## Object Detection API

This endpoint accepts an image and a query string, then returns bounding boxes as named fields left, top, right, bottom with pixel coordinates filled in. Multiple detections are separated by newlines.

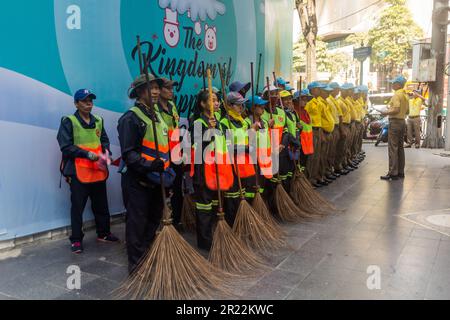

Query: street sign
left=353, top=47, right=372, bottom=61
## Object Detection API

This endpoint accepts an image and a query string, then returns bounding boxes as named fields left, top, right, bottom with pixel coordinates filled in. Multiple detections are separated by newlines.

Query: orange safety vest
left=67, top=114, right=108, bottom=183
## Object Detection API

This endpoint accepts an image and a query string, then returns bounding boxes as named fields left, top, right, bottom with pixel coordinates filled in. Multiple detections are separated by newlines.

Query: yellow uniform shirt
left=305, top=97, right=323, bottom=128
left=338, top=96, right=351, bottom=124
left=319, top=97, right=335, bottom=133
left=389, top=89, right=409, bottom=120
left=327, top=96, right=341, bottom=124
left=346, top=97, right=358, bottom=122
left=409, top=97, right=423, bottom=117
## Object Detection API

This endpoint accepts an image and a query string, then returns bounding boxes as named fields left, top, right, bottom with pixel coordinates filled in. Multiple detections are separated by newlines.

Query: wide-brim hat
left=128, top=74, right=164, bottom=99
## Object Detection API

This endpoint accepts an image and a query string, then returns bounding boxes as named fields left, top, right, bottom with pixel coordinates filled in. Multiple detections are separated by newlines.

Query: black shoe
left=326, top=175, right=336, bottom=181
left=71, top=241, right=83, bottom=254
left=324, top=178, right=333, bottom=183
left=380, top=174, right=398, bottom=181
left=398, top=174, right=405, bottom=179
left=97, top=233, right=120, bottom=243
left=344, top=166, right=354, bottom=172
left=349, top=164, right=358, bottom=169
left=336, top=170, right=349, bottom=175
left=318, top=180, right=329, bottom=186
left=312, top=182, right=322, bottom=188
left=415, top=145, right=420, bottom=149
left=333, top=173, right=341, bottom=178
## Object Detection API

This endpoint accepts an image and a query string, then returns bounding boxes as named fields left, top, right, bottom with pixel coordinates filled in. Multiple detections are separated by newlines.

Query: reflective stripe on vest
left=192, top=117, right=234, bottom=191
left=130, top=106, right=170, bottom=170
left=220, top=117, right=256, bottom=179
left=68, top=114, right=108, bottom=183
left=300, top=120, right=314, bottom=155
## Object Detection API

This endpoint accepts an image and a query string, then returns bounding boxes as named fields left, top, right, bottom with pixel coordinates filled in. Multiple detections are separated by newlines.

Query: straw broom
left=207, top=69, right=268, bottom=275
left=266, top=76, right=305, bottom=223
left=115, top=39, right=232, bottom=300
left=295, top=169, right=337, bottom=213
left=217, top=65, right=285, bottom=253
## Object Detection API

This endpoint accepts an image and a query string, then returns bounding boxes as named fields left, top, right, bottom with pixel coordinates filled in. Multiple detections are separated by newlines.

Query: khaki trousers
left=306, top=128, right=322, bottom=182
left=388, top=119, right=406, bottom=176
left=407, top=117, right=421, bottom=147
left=336, top=124, right=349, bottom=171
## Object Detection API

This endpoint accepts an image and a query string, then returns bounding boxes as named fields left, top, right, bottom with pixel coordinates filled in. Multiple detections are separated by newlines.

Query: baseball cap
left=74, top=89, right=96, bottom=102
left=245, top=95, right=269, bottom=110
left=227, top=92, right=248, bottom=105
left=329, top=82, right=340, bottom=89
left=389, top=75, right=407, bottom=85
left=161, top=78, right=179, bottom=88
left=340, top=83, right=355, bottom=90
left=229, top=81, right=251, bottom=94
left=274, top=77, right=290, bottom=87
left=308, top=81, right=327, bottom=90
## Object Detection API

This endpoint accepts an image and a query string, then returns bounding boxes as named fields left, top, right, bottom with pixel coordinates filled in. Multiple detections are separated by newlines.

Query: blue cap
left=308, top=81, right=327, bottom=90
left=358, top=85, right=369, bottom=93
left=229, top=81, right=251, bottom=94
left=285, top=84, right=295, bottom=91
left=74, top=89, right=96, bottom=102
left=323, top=86, right=334, bottom=92
left=274, top=77, right=290, bottom=87
left=329, top=82, right=340, bottom=89
left=340, top=83, right=355, bottom=90
left=293, top=89, right=312, bottom=100
left=389, top=75, right=407, bottom=85
left=246, top=95, right=269, bottom=110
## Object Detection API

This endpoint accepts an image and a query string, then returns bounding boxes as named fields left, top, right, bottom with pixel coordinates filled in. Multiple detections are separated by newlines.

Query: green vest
left=285, top=110, right=299, bottom=138
left=68, top=114, right=103, bottom=149
left=159, top=101, right=179, bottom=130
left=130, top=106, right=170, bottom=168
left=193, top=116, right=228, bottom=155
left=220, top=117, right=249, bottom=147
left=67, top=114, right=108, bottom=183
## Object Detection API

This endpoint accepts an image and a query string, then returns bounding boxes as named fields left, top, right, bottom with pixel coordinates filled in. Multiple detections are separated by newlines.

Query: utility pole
left=423, top=0, right=448, bottom=149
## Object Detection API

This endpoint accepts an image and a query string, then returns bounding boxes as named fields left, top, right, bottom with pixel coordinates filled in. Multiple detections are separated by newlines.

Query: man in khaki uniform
left=305, top=81, right=327, bottom=187
left=380, top=75, right=409, bottom=181
left=341, top=83, right=359, bottom=170
left=325, top=83, right=342, bottom=179
left=336, top=85, right=351, bottom=175
left=405, top=90, right=426, bottom=148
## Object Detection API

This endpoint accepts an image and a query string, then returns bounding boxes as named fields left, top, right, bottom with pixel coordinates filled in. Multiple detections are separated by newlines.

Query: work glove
left=149, top=158, right=165, bottom=173
left=87, top=151, right=99, bottom=161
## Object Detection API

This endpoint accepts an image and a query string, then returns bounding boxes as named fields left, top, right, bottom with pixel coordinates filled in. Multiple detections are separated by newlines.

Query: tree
left=368, top=0, right=424, bottom=74
left=293, top=37, right=353, bottom=79
left=295, top=0, right=318, bottom=82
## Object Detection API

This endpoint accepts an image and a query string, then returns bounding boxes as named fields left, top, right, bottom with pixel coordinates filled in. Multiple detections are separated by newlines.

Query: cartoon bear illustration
left=163, top=8, right=180, bottom=48
left=204, top=24, right=217, bottom=52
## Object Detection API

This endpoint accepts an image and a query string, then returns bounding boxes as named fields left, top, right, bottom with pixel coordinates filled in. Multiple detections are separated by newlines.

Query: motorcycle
left=374, top=118, right=389, bottom=146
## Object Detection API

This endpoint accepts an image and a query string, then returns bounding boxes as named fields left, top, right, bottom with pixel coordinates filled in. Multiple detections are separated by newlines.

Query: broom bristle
left=209, top=217, right=269, bottom=275
left=115, top=224, right=234, bottom=300
left=297, top=171, right=338, bottom=212
left=233, top=199, right=286, bottom=253
left=181, top=194, right=196, bottom=232
left=290, top=173, right=325, bottom=217
left=274, top=183, right=305, bottom=223
left=252, top=192, right=286, bottom=239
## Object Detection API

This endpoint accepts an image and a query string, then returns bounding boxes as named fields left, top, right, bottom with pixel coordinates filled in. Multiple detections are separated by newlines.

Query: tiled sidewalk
left=1, top=144, right=450, bottom=300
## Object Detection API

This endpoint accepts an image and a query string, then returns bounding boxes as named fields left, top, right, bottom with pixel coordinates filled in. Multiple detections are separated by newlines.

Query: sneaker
left=97, top=233, right=120, bottom=243
left=71, top=241, right=83, bottom=254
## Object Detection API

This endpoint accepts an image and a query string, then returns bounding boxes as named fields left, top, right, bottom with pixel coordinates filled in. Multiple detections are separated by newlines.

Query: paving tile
left=244, top=283, right=292, bottom=300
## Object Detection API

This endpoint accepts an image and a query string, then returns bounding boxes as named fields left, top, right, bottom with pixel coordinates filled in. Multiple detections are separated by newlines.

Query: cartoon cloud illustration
left=159, top=0, right=226, bottom=22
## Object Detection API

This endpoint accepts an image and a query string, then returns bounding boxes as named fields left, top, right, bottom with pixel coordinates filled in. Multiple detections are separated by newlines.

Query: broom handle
left=207, top=69, right=224, bottom=213
left=202, top=62, right=207, bottom=91
left=142, top=53, right=170, bottom=215
left=266, top=77, right=274, bottom=120
left=136, top=36, right=144, bottom=75
left=218, top=64, right=245, bottom=200
left=256, top=53, right=262, bottom=94
left=250, top=62, right=261, bottom=190
left=273, top=72, right=284, bottom=109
